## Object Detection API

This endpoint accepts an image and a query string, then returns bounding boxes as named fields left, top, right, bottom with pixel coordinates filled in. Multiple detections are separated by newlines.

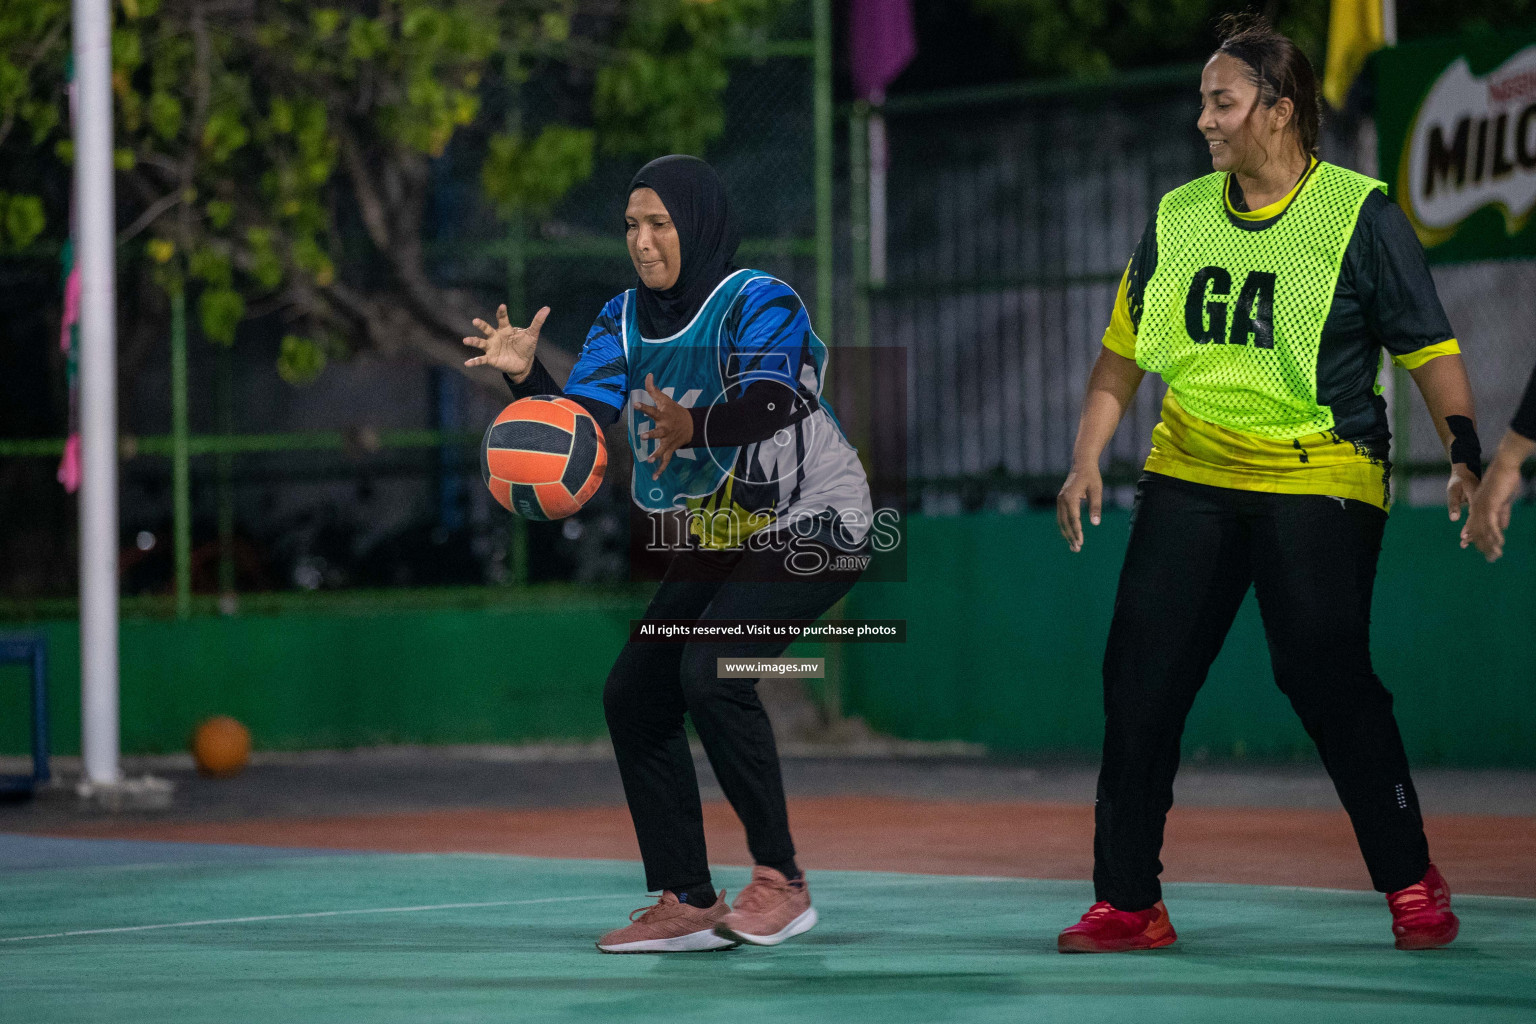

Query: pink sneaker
left=713, top=866, right=817, bottom=946
left=596, top=890, right=737, bottom=953
left=1058, top=900, right=1177, bottom=953
left=1387, top=864, right=1460, bottom=951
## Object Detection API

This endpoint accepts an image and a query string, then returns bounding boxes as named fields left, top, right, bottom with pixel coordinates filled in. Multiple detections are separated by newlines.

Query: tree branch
left=118, top=189, right=187, bottom=245
left=133, top=148, right=184, bottom=180
left=317, top=276, right=575, bottom=392
left=335, top=124, right=392, bottom=251
left=180, top=0, right=214, bottom=252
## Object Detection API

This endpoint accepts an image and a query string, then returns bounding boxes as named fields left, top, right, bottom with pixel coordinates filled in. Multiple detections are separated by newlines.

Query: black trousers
left=604, top=531, right=867, bottom=893
left=1094, top=472, right=1432, bottom=910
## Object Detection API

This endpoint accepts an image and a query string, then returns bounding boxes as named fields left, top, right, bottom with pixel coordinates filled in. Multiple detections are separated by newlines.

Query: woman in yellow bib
left=1054, top=17, right=1480, bottom=954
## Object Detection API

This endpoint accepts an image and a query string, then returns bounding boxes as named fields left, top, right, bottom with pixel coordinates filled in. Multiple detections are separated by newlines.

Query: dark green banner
left=1376, top=28, right=1536, bottom=263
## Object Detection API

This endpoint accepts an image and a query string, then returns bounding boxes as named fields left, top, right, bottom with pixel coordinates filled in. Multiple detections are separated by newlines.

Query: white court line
left=811, top=875, right=1536, bottom=903
left=1, top=894, right=622, bottom=944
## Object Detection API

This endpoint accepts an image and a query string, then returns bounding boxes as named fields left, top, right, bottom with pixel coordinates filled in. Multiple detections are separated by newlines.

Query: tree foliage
left=971, top=0, right=1536, bottom=81
left=970, top=0, right=1328, bottom=79
left=0, top=0, right=779, bottom=384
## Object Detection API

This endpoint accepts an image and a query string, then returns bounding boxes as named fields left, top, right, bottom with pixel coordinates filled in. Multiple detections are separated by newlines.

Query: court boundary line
left=421, top=853, right=1536, bottom=903
left=24, top=851, right=1536, bottom=902
left=11, top=846, right=1531, bottom=902
left=0, top=893, right=623, bottom=944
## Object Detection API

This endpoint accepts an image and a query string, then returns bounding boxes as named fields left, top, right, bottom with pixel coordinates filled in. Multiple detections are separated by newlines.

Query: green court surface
left=4, top=839, right=1534, bottom=1024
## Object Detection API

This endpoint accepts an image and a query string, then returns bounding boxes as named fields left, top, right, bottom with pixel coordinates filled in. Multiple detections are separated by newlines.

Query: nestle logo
left=1489, top=67, right=1536, bottom=105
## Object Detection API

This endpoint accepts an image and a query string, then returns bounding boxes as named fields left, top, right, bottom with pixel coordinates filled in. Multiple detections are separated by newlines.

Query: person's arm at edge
left=1406, top=354, right=1480, bottom=522
left=1057, top=260, right=1145, bottom=553
left=1464, top=361, right=1536, bottom=561
left=1359, top=194, right=1482, bottom=522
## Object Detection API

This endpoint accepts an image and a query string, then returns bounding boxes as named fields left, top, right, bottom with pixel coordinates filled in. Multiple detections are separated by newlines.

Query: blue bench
left=0, top=632, right=50, bottom=797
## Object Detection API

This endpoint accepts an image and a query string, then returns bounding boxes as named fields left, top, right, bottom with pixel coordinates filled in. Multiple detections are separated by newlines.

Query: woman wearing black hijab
left=464, top=155, right=874, bottom=953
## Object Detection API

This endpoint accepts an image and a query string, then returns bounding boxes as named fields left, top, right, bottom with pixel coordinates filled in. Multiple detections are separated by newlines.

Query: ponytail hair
left=1213, top=13, right=1322, bottom=156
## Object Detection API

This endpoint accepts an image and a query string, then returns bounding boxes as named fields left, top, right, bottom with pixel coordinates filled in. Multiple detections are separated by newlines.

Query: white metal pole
left=868, top=107, right=889, bottom=288
left=73, top=0, right=121, bottom=786
left=1381, top=0, right=1397, bottom=47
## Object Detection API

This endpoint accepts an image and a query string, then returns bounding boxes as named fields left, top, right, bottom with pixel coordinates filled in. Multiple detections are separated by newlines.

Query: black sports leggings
left=1093, top=472, right=1432, bottom=910
left=604, top=532, right=867, bottom=893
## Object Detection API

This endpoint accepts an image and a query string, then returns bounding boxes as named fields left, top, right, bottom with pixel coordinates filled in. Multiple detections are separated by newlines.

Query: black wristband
left=1446, top=414, right=1482, bottom=480
left=503, top=357, right=561, bottom=400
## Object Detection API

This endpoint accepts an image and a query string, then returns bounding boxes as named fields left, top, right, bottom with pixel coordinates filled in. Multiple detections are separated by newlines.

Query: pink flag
left=850, top=0, right=916, bottom=103
left=58, top=71, right=81, bottom=495
left=57, top=243, right=81, bottom=494
left=57, top=433, right=81, bottom=493
left=60, top=266, right=79, bottom=349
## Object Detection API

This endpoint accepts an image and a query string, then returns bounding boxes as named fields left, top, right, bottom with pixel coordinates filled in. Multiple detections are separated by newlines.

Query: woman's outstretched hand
left=463, top=304, right=550, bottom=380
left=637, top=373, right=693, bottom=479
left=1057, top=461, right=1103, bottom=553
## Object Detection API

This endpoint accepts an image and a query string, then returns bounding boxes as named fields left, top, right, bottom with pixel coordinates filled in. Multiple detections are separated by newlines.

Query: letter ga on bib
left=1136, top=163, right=1385, bottom=439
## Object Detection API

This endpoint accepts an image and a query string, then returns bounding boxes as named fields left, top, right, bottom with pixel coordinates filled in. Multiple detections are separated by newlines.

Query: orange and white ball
left=481, top=396, right=607, bottom=520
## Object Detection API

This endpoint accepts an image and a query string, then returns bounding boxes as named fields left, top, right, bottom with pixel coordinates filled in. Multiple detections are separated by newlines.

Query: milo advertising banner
left=1377, top=28, right=1536, bottom=263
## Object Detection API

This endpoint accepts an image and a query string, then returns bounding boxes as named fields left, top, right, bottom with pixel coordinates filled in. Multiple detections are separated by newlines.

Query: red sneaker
left=1058, top=899, right=1177, bottom=953
left=1387, top=864, right=1459, bottom=950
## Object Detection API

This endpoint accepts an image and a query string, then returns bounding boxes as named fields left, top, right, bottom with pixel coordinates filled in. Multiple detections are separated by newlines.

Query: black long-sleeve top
left=1514, top=359, right=1536, bottom=442
left=503, top=356, right=811, bottom=448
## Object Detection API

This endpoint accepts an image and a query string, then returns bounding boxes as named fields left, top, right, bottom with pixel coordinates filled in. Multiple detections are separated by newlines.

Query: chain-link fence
left=843, top=67, right=1207, bottom=514
left=12, top=46, right=1533, bottom=607
left=0, top=2, right=823, bottom=607
left=844, top=65, right=1536, bottom=515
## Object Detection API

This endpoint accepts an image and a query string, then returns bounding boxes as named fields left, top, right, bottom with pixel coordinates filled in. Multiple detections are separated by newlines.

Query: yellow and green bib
left=1136, top=162, right=1387, bottom=439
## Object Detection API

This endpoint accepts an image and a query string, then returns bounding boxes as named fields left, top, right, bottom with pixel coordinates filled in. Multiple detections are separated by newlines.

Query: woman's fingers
left=643, top=372, right=679, bottom=409
left=473, top=318, right=496, bottom=340
left=1447, top=479, right=1466, bottom=520
left=464, top=354, right=487, bottom=367
left=1476, top=520, right=1505, bottom=561
left=639, top=373, right=688, bottom=477
left=1055, top=487, right=1076, bottom=544
left=1058, top=491, right=1083, bottom=550
left=526, top=306, right=550, bottom=337
left=644, top=372, right=669, bottom=407
left=1466, top=502, right=1505, bottom=560
left=1056, top=469, right=1098, bottom=552
left=462, top=334, right=486, bottom=350
left=495, top=304, right=511, bottom=332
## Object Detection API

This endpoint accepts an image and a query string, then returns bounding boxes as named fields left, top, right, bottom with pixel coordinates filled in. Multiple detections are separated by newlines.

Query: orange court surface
left=10, top=750, right=1534, bottom=897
